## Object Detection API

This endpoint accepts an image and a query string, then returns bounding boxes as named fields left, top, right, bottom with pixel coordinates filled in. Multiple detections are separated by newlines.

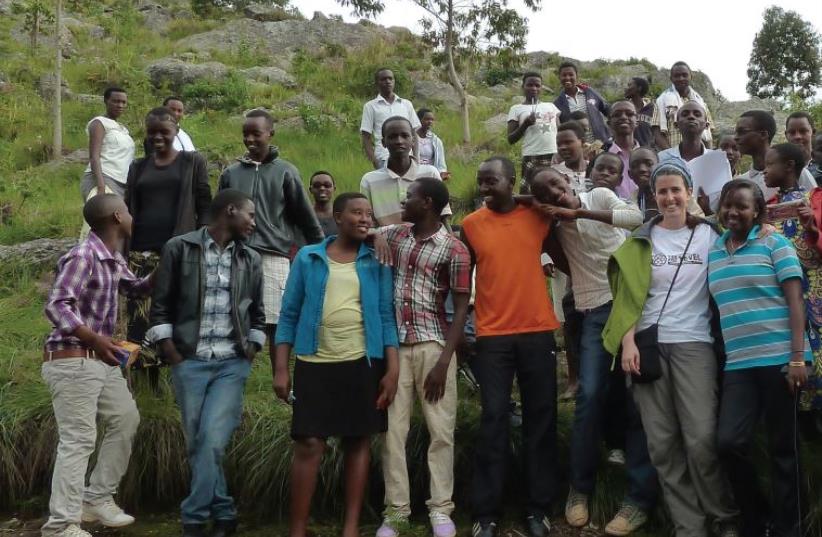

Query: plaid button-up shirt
left=195, top=236, right=238, bottom=360
left=45, top=232, right=151, bottom=351
left=381, top=224, right=471, bottom=344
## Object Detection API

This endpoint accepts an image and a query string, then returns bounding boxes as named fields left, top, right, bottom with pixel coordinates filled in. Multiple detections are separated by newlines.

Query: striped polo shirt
left=360, top=159, right=451, bottom=226
left=708, top=226, right=812, bottom=371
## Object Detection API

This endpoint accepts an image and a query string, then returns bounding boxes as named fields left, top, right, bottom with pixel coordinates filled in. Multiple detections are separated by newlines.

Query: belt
left=43, top=347, right=99, bottom=362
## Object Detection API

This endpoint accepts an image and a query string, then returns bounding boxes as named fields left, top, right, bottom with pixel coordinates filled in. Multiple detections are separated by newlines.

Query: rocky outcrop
left=146, top=58, right=229, bottom=90
left=239, top=66, right=296, bottom=88
left=712, top=97, right=786, bottom=134
left=37, top=74, right=72, bottom=100
left=243, top=3, right=301, bottom=22
left=412, top=79, right=462, bottom=110
left=0, top=238, right=76, bottom=266
left=63, top=17, right=105, bottom=39
left=136, top=0, right=173, bottom=33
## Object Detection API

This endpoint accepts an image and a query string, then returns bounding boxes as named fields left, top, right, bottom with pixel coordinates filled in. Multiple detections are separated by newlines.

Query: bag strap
left=656, top=226, right=697, bottom=323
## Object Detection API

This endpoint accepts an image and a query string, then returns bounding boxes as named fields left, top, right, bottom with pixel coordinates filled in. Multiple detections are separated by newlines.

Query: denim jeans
left=172, top=357, right=252, bottom=525
left=569, top=302, right=657, bottom=511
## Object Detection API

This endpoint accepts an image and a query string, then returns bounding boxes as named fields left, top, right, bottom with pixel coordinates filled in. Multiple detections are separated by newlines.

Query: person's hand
left=371, top=157, right=382, bottom=169
left=786, top=362, right=809, bottom=395
left=376, top=370, right=399, bottom=410
left=621, top=338, right=641, bottom=375
left=534, top=203, right=577, bottom=221
left=697, top=187, right=713, bottom=216
left=423, top=361, right=449, bottom=403
left=798, top=204, right=818, bottom=235
left=90, top=334, right=126, bottom=366
left=542, top=263, right=556, bottom=277
left=523, top=112, right=537, bottom=128
left=368, top=231, right=393, bottom=265
left=246, top=343, right=258, bottom=362
left=440, top=171, right=451, bottom=181
left=273, top=366, right=291, bottom=403
left=160, top=339, right=184, bottom=366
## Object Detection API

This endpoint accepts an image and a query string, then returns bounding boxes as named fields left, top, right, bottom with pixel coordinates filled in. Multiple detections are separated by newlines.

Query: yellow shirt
left=298, top=259, right=366, bottom=363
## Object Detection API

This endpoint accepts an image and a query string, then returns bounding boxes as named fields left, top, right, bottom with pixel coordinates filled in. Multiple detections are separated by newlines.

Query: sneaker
left=376, top=512, right=409, bottom=537
left=604, top=504, right=648, bottom=536
left=472, top=521, right=497, bottom=537
left=56, top=525, right=92, bottom=537
left=525, top=514, right=552, bottom=537
left=607, top=449, right=626, bottom=466
left=565, top=488, right=589, bottom=527
left=429, top=512, right=456, bottom=537
left=718, top=521, right=740, bottom=537
left=81, top=499, right=135, bottom=527
left=182, top=524, right=208, bottom=537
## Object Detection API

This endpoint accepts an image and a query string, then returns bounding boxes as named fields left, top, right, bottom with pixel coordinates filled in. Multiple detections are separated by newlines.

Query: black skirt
left=291, top=356, right=387, bottom=439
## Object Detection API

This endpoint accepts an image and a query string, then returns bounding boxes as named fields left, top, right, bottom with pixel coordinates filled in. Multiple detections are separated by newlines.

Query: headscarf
left=650, top=156, right=693, bottom=191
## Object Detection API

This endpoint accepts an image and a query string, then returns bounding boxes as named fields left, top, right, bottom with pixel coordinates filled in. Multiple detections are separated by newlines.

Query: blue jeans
left=569, top=302, right=657, bottom=510
left=172, top=357, right=252, bottom=524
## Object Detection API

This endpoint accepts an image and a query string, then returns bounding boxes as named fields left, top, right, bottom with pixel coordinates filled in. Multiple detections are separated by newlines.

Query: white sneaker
left=56, top=524, right=92, bottom=537
left=81, top=499, right=135, bottom=527
left=607, top=449, right=626, bottom=466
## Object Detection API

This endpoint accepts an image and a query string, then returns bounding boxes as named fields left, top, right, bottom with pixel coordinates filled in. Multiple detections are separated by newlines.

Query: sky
left=292, top=0, right=821, bottom=101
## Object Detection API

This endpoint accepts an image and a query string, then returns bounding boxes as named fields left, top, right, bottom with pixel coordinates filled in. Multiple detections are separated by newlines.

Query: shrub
left=182, top=72, right=250, bottom=112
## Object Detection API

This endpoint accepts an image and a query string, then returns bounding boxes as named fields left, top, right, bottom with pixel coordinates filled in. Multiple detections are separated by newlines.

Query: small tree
left=746, top=6, right=821, bottom=101
left=12, top=0, right=55, bottom=52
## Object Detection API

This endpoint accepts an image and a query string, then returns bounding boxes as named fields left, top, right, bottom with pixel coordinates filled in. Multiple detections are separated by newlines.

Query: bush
left=182, top=72, right=250, bottom=112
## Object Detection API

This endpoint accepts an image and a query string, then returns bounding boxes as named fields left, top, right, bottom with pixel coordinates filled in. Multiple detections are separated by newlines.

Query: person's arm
left=246, top=253, right=267, bottom=360
left=579, top=189, right=644, bottom=229
left=360, top=102, right=379, bottom=168
left=88, top=119, right=106, bottom=193
left=460, top=227, right=476, bottom=273
left=273, top=342, right=293, bottom=402
left=118, top=263, right=153, bottom=299
left=375, top=261, right=400, bottom=408
left=782, top=277, right=809, bottom=393
left=193, top=154, right=212, bottom=227
left=217, top=167, right=230, bottom=191
left=285, top=170, right=325, bottom=243
left=147, top=240, right=184, bottom=364
left=272, top=250, right=306, bottom=399
left=542, top=230, right=570, bottom=276
left=409, top=103, right=422, bottom=160
left=424, top=290, right=469, bottom=403
left=650, top=99, right=670, bottom=149
left=507, top=115, right=535, bottom=145
left=621, top=325, right=640, bottom=374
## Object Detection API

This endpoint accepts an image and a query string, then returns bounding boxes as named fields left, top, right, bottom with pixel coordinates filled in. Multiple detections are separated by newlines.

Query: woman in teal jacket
left=603, top=159, right=739, bottom=537
left=274, top=192, right=399, bottom=537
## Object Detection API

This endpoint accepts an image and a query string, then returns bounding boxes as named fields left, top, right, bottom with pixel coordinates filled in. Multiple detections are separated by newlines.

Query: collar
left=716, top=225, right=760, bottom=249
left=408, top=223, right=447, bottom=244
left=309, top=236, right=374, bottom=262
left=238, top=145, right=279, bottom=166
left=386, top=157, right=419, bottom=180
left=608, top=139, right=640, bottom=155
left=566, top=86, right=585, bottom=99
left=376, top=94, right=401, bottom=104
left=87, top=231, right=125, bottom=265
left=204, top=230, right=235, bottom=252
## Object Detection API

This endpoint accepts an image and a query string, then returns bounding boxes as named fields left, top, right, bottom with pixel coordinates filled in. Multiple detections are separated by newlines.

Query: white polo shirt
left=360, top=94, right=421, bottom=162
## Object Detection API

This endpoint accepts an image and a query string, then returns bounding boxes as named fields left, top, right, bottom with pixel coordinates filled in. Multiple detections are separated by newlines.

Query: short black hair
left=558, top=61, right=577, bottom=74
left=670, top=61, right=691, bottom=74
left=381, top=115, right=413, bottom=138
left=310, top=170, right=335, bottom=185
left=786, top=111, right=816, bottom=132
left=522, top=71, right=542, bottom=84
left=333, top=192, right=368, bottom=214
left=608, top=100, right=636, bottom=118
left=413, top=177, right=450, bottom=214
left=245, top=108, right=274, bottom=131
left=770, top=142, right=807, bottom=178
left=631, top=77, right=649, bottom=97
left=718, top=179, right=766, bottom=226
left=162, top=96, right=184, bottom=106
left=482, top=156, right=516, bottom=182
left=374, top=67, right=392, bottom=81
left=569, top=110, right=588, bottom=121
left=83, top=193, right=123, bottom=231
left=592, top=150, right=624, bottom=175
left=145, top=106, right=177, bottom=124
left=210, top=189, right=252, bottom=220
left=416, top=107, right=433, bottom=121
left=557, top=121, right=585, bottom=140
left=103, top=86, right=126, bottom=101
left=741, top=110, right=777, bottom=142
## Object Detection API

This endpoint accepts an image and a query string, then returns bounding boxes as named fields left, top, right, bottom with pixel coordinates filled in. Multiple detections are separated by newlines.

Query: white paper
left=688, top=150, right=733, bottom=212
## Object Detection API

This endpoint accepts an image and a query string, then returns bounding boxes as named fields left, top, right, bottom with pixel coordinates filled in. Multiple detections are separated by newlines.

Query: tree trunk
left=444, top=0, right=470, bottom=144
left=53, top=0, right=63, bottom=160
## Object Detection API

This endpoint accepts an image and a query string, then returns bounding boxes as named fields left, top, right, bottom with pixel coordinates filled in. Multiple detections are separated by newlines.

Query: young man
left=605, top=101, right=640, bottom=200
left=361, top=116, right=450, bottom=226
left=375, top=178, right=471, bottom=537
left=553, top=62, right=611, bottom=143
left=148, top=189, right=266, bottom=537
left=42, top=194, right=152, bottom=537
left=507, top=72, right=561, bottom=192
left=361, top=68, right=421, bottom=169
left=809, top=132, right=822, bottom=185
left=629, top=148, right=659, bottom=220
left=528, top=169, right=656, bottom=537
left=785, top=111, right=815, bottom=163
left=734, top=110, right=816, bottom=200
left=552, top=121, right=590, bottom=194
left=652, top=61, right=713, bottom=149
left=462, top=157, right=560, bottom=537
left=163, top=96, right=196, bottom=151
left=218, top=108, right=323, bottom=363
left=308, top=170, right=337, bottom=237
left=658, top=101, right=712, bottom=162
left=623, top=77, right=655, bottom=148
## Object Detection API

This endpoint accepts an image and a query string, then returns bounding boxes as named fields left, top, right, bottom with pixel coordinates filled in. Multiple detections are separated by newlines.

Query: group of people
left=38, top=60, right=822, bottom=537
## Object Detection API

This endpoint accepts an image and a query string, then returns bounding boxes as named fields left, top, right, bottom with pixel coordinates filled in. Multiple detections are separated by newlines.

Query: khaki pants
left=40, top=358, right=140, bottom=536
left=382, top=341, right=457, bottom=517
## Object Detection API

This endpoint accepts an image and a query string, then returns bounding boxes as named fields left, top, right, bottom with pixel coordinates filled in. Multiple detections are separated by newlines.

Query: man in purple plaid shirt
left=41, top=194, right=152, bottom=537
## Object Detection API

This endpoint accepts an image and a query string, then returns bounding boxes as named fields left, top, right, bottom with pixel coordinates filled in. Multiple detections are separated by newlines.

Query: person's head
left=764, top=143, right=806, bottom=189
left=381, top=116, right=414, bottom=158
left=309, top=171, right=335, bottom=205
left=590, top=152, right=625, bottom=191
left=717, top=134, right=740, bottom=172
left=477, top=156, right=515, bottom=211
left=243, top=109, right=274, bottom=160
left=735, top=110, right=776, bottom=156
left=401, top=177, right=449, bottom=223
left=162, top=96, right=185, bottom=123
left=569, top=111, right=590, bottom=133
left=332, top=192, right=372, bottom=242
left=417, top=108, right=435, bottom=132
left=813, top=132, right=822, bottom=164
left=521, top=71, right=543, bottom=102
left=629, top=147, right=658, bottom=189
left=785, top=111, right=815, bottom=160
left=556, top=121, right=585, bottom=163
left=650, top=158, right=693, bottom=221
left=103, top=86, right=127, bottom=119
left=144, top=106, right=179, bottom=156
left=675, top=101, right=707, bottom=140
left=530, top=168, right=575, bottom=206
left=669, top=61, right=691, bottom=93
left=83, top=193, right=133, bottom=238
left=375, top=68, right=395, bottom=96
left=717, top=179, right=766, bottom=236
left=624, top=77, right=649, bottom=100
left=558, top=62, right=578, bottom=92
left=608, top=100, right=638, bottom=138
left=209, top=189, right=256, bottom=241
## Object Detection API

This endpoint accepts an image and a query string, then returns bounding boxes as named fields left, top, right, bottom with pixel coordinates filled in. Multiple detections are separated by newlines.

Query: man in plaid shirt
left=374, top=177, right=471, bottom=537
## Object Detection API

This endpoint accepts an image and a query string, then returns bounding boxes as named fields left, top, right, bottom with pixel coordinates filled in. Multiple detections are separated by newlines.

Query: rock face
left=712, top=97, right=785, bottom=134
left=63, top=17, right=105, bottom=40
left=243, top=3, right=300, bottom=22
left=37, top=74, right=72, bottom=100
left=0, top=238, right=76, bottom=267
left=136, top=0, right=173, bottom=33
left=239, top=66, right=296, bottom=88
left=146, top=58, right=229, bottom=90
left=412, top=79, right=462, bottom=111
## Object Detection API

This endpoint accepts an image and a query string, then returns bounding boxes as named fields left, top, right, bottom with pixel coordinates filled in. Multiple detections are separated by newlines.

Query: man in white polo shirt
left=361, top=68, right=421, bottom=169
left=163, top=96, right=196, bottom=152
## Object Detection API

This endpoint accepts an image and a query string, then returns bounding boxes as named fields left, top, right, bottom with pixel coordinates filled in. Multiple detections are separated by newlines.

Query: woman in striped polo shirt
left=708, top=179, right=810, bottom=537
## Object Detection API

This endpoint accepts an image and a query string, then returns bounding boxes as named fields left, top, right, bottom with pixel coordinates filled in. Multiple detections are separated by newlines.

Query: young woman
left=82, top=86, right=135, bottom=199
left=416, top=108, right=448, bottom=180
left=274, top=192, right=399, bottom=537
left=603, top=158, right=739, bottom=537
left=709, top=179, right=809, bottom=537
left=124, top=107, right=211, bottom=356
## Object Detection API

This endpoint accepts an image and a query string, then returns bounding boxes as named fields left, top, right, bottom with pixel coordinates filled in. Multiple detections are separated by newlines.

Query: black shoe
left=211, top=519, right=238, bottom=537
left=525, top=515, right=552, bottom=537
left=472, top=521, right=498, bottom=537
left=182, top=523, right=208, bottom=537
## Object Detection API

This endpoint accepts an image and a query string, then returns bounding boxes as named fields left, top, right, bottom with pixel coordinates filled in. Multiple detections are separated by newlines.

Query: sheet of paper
left=688, top=150, right=733, bottom=212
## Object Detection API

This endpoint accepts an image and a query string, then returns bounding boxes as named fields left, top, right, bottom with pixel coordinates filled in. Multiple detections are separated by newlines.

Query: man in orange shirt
left=460, top=157, right=560, bottom=537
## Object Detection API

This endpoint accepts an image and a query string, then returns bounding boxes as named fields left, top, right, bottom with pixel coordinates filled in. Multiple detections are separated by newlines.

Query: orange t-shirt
left=462, top=205, right=559, bottom=336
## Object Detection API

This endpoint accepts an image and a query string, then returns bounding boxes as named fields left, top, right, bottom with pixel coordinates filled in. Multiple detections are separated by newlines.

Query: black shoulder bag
left=632, top=226, right=696, bottom=384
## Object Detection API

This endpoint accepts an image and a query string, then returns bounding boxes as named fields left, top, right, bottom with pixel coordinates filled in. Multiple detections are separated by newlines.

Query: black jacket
left=148, top=228, right=266, bottom=360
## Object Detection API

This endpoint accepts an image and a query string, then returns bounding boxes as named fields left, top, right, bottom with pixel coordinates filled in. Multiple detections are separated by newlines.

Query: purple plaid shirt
left=45, top=232, right=152, bottom=351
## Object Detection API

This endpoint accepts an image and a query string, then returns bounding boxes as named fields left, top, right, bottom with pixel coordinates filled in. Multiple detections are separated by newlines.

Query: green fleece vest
left=601, top=236, right=652, bottom=356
